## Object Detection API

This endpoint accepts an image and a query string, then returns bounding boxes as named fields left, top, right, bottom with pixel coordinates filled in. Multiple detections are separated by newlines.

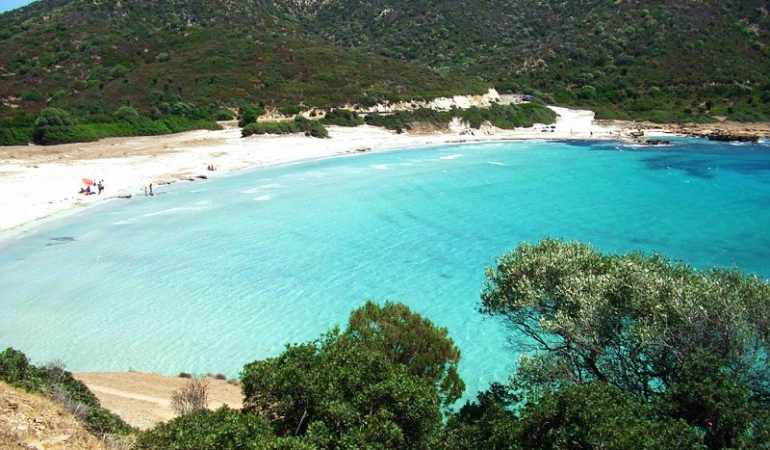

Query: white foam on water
left=143, top=206, right=206, bottom=217
left=241, top=183, right=282, bottom=194
left=440, top=154, right=463, bottom=160
left=254, top=194, right=272, bottom=201
left=488, top=162, right=507, bottom=166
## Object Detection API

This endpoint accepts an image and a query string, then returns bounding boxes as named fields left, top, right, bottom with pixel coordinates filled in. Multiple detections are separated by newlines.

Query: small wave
left=241, top=183, right=282, bottom=194
left=254, top=194, right=271, bottom=201
left=488, top=161, right=507, bottom=166
left=371, top=164, right=389, bottom=170
left=112, top=220, right=132, bottom=225
left=440, top=154, right=463, bottom=160
left=143, top=206, right=206, bottom=217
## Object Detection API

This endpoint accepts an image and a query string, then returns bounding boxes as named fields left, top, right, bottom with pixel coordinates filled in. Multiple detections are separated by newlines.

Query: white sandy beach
left=0, top=106, right=622, bottom=236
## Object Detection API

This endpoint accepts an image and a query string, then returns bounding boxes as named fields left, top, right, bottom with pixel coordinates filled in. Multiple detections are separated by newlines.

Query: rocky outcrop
left=0, top=382, right=112, bottom=450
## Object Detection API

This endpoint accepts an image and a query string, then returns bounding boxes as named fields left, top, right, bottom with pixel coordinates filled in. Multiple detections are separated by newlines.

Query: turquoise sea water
left=1, top=138, right=769, bottom=399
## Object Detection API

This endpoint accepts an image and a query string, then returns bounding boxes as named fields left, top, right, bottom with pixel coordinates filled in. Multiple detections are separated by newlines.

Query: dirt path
left=74, top=372, right=243, bottom=430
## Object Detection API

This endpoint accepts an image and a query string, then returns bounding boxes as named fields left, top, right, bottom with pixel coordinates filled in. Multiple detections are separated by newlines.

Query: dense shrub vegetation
left=2, top=0, right=767, bottom=131
left=241, top=117, right=329, bottom=139
left=320, top=109, right=364, bottom=127
left=0, top=0, right=486, bottom=123
left=365, top=103, right=556, bottom=133
left=0, top=348, right=132, bottom=437
left=281, top=0, right=770, bottom=122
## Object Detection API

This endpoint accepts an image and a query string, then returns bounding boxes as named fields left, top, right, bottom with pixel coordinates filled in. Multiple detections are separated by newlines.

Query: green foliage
left=240, top=302, right=449, bottom=449
left=114, top=105, right=140, bottom=122
left=0, top=348, right=132, bottom=437
left=29, top=109, right=222, bottom=145
left=0, top=1, right=486, bottom=119
left=0, top=126, right=33, bottom=145
left=365, top=104, right=555, bottom=133
left=214, top=108, right=235, bottom=120
left=514, top=383, right=705, bottom=450
left=238, top=104, right=266, bottom=127
left=481, top=239, right=770, bottom=402
left=241, top=117, right=329, bottom=139
left=279, top=105, right=303, bottom=116
left=659, top=351, right=761, bottom=449
left=442, top=384, right=518, bottom=450
left=269, top=0, right=770, bottom=122
left=343, top=301, right=464, bottom=406
left=320, top=109, right=363, bottom=126
left=0, top=348, right=46, bottom=391
left=34, top=107, right=72, bottom=127
left=138, top=406, right=285, bottom=450
left=457, top=103, right=556, bottom=129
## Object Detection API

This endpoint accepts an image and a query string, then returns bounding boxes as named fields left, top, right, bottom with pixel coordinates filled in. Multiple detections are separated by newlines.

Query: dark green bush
left=114, top=105, right=140, bottom=122
left=238, top=104, right=266, bottom=127
left=321, top=108, right=363, bottom=126
left=241, top=117, right=328, bottom=138
left=30, top=107, right=221, bottom=145
left=138, top=406, right=276, bottom=450
left=514, top=383, right=704, bottom=450
left=0, top=126, right=33, bottom=145
left=214, top=108, right=235, bottom=120
left=365, top=104, right=554, bottom=132
left=279, top=105, right=303, bottom=116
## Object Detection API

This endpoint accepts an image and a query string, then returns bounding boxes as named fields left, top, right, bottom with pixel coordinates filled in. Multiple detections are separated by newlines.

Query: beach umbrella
left=82, top=178, right=94, bottom=186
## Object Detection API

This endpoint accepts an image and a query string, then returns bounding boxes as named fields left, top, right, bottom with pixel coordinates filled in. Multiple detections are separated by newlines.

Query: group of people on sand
left=79, top=179, right=104, bottom=195
left=207, top=164, right=217, bottom=171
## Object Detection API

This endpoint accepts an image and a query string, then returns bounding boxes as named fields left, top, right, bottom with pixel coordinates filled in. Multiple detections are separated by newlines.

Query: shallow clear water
left=1, top=138, right=770, bottom=399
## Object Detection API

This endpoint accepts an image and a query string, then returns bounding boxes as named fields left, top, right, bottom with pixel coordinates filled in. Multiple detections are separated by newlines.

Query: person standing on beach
left=149, top=183, right=154, bottom=196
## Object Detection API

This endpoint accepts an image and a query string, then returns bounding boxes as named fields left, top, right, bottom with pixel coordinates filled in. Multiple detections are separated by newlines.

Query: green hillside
left=1, top=0, right=769, bottom=145
left=282, top=0, right=770, bottom=122
left=0, top=0, right=485, bottom=117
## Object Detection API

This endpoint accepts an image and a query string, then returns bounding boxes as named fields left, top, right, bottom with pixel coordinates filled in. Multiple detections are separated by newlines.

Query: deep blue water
left=1, top=138, right=769, bottom=399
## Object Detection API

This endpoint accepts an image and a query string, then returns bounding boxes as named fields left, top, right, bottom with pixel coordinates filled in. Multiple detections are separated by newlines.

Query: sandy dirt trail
left=74, top=372, right=243, bottom=430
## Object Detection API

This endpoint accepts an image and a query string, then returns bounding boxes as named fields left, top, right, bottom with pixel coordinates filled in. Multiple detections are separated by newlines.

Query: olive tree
left=481, top=239, right=770, bottom=401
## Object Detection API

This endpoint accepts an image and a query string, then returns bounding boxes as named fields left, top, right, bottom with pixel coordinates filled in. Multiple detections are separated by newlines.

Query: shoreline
left=0, top=106, right=625, bottom=239
left=3, top=105, right=751, bottom=240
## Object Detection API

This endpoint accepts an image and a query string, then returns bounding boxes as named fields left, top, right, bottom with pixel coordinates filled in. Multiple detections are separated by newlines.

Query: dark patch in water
left=46, top=236, right=76, bottom=246
left=642, top=155, right=716, bottom=179
left=440, top=273, right=452, bottom=279
left=642, top=152, right=770, bottom=179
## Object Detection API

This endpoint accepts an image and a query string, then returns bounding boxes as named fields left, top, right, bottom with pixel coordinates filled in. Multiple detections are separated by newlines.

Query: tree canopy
left=239, top=301, right=458, bottom=449
left=481, top=239, right=770, bottom=402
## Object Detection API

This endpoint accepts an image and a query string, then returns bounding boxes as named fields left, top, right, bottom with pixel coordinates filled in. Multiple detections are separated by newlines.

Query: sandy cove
left=72, top=372, right=242, bottom=430
left=0, top=106, right=621, bottom=236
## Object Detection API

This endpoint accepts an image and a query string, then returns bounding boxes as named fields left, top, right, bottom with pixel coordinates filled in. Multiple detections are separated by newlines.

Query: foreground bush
left=0, top=348, right=132, bottom=436
left=137, top=406, right=315, bottom=450
left=241, top=301, right=456, bottom=449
